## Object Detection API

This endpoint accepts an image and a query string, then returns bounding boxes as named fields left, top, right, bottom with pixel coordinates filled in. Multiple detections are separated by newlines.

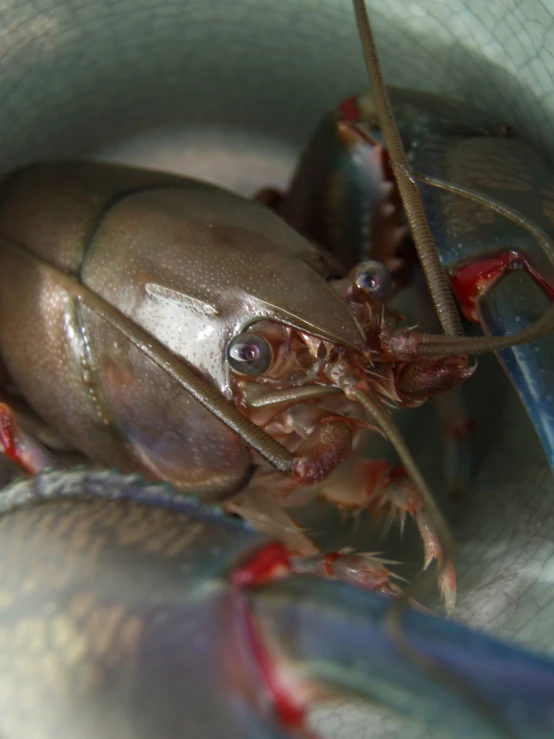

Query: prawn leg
left=318, top=458, right=456, bottom=611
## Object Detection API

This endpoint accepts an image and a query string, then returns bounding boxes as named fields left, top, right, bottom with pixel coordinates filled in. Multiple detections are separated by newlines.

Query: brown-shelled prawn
left=1, top=0, right=554, bottom=618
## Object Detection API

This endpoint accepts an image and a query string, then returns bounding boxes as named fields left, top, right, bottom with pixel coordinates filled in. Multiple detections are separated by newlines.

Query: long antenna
left=352, top=0, right=464, bottom=339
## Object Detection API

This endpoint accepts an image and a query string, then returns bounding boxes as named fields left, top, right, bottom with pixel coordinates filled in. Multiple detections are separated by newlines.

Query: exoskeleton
left=1, top=0, right=553, bottom=618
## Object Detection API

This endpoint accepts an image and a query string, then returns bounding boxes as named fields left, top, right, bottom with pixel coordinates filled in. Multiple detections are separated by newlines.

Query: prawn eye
left=355, top=260, right=392, bottom=302
left=227, top=333, right=272, bottom=375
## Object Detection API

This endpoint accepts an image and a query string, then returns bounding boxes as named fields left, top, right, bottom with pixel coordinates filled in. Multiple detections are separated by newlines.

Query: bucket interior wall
left=0, top=1, right=553, bottom=737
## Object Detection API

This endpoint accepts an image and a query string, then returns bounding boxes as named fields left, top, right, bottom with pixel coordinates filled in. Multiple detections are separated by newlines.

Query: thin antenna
left=352, top=0, right=464, bottom=338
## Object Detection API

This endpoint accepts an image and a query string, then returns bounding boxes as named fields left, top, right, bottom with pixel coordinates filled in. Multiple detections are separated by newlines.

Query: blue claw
left=479, top=269, right=554, bottom=464
left=407, top=106, right=554, bottom=473
left=278, top=86, right=554, bottom=472
left=2, top=468, right=554, bottom=738
left=252, top=577, right=554, bottom=739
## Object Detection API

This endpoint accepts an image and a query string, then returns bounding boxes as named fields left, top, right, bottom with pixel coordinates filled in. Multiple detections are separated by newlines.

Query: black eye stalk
left=227, top=333, right=273, bottom=375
